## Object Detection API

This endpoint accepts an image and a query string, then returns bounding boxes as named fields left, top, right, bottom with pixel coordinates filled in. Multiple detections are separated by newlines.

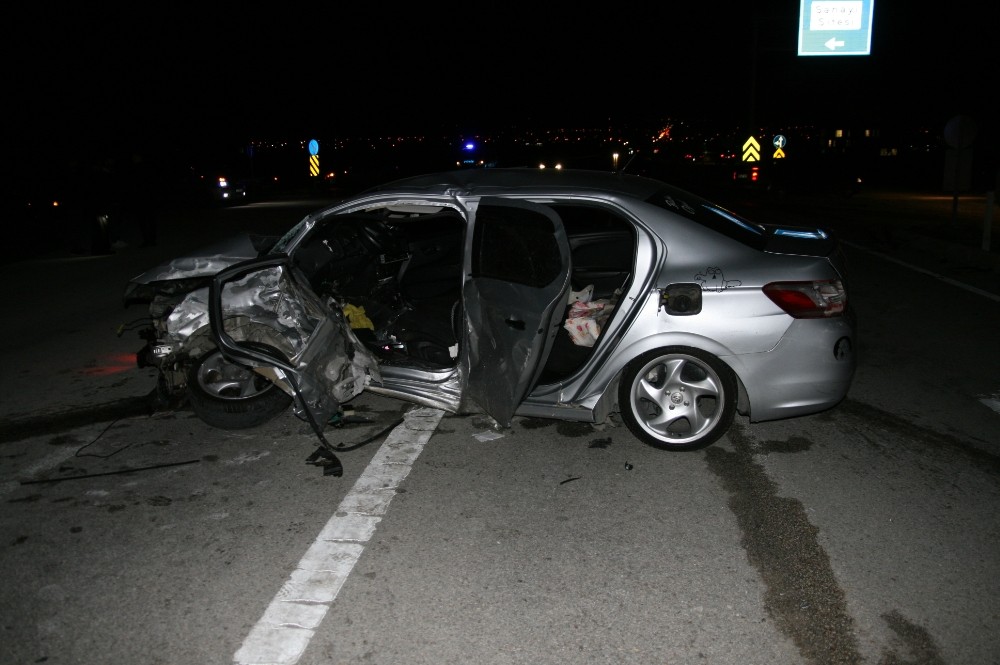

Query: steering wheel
left=358, top=219, right=396, bottom=254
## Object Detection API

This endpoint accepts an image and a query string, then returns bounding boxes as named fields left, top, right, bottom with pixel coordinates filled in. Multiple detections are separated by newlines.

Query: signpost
left=797, top=0, right=874, bottom=56
left=773, top=135, right=787, bottom=159
left=309, top=139, right=320, bottom=177
left=943, top=115, right=977, bottom=225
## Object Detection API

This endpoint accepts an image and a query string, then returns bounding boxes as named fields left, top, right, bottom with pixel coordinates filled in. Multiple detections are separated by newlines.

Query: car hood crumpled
left=123, top=233, right=275, bottom=305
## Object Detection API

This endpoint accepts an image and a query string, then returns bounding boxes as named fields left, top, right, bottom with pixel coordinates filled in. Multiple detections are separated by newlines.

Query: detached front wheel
left=187, top=348, right=293, bottom=429
left=618, top=347, right=737, bottom=451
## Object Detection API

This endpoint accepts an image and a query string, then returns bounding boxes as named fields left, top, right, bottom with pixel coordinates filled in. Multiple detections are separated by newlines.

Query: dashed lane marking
left=233, top=406, right=444, bottom=665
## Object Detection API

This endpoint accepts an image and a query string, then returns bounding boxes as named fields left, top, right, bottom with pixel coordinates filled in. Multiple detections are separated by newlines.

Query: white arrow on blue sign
left=797, top=0, right=874, bottom=56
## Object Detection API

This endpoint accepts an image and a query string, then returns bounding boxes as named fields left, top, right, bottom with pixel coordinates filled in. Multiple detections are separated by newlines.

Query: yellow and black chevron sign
left=742, top=136, right=760, bottom=162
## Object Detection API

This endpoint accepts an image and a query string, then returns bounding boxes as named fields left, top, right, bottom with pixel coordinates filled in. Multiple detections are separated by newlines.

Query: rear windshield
left=645, top=185, right=767, bottom=250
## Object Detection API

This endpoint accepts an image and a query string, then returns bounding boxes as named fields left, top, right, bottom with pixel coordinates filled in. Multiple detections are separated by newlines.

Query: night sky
left=4, top=2, right=996, bottom=170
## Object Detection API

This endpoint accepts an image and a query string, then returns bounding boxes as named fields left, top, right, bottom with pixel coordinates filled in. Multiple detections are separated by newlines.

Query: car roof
left=367, top=167, right=668, bottom=201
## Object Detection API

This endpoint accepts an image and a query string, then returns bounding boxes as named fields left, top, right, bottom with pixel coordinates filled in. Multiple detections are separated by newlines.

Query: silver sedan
left=124, top=167, right=855, bottom=472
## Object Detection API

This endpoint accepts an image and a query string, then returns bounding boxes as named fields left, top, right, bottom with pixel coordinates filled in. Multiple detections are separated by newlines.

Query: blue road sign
left=798, top=0, right=874, bottom=56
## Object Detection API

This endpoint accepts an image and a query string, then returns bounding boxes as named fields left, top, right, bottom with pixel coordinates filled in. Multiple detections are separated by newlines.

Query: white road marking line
left=979, top=395, right=1000, bottom=416
left=844, top=241, right=1000, bottom=303
left=1, top=445, right=79, bottom=498
left=233, top=406, right=444, bottom=665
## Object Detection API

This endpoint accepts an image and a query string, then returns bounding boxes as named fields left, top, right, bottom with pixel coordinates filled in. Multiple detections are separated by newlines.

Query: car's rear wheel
left=187, top=348, right=293, bottom=429
left=618, top=347, right=737, bottom=451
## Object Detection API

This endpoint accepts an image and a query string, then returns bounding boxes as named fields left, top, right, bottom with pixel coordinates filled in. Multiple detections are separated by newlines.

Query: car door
left=462, top=198, right=571, bottom=426
left=207, top=255, right=381, bottom=434
left=206, top=198, right=570, bottom=432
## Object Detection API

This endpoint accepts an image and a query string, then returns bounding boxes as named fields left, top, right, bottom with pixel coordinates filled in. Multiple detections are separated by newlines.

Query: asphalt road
left=1, top=188, right=998, bottom=665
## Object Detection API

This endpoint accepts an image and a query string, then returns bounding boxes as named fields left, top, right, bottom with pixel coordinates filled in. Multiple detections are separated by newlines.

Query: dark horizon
left=5, top=1, right=997, bottom=188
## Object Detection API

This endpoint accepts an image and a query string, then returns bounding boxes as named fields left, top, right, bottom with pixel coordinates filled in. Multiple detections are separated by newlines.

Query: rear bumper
left=732, top=315, right=857, bottom=422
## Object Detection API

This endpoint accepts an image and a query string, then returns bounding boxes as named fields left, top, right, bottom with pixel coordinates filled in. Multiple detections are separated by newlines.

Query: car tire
left=186, top=348, right=293, bottom=430
left=618, top=346, right=737, bottom=451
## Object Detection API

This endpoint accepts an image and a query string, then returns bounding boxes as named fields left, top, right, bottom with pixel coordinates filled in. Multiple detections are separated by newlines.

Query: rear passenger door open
left=461, top=198, right=571, bottom=426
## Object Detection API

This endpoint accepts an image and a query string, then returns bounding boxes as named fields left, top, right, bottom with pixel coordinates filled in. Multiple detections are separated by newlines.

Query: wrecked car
left=123, top=168, right=856, bottom=472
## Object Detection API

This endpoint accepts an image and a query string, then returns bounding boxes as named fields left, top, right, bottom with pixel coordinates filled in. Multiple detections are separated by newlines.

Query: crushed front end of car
left=121, top=232, right=380, bottom=447
left=123, top=233, right=269, bottom=407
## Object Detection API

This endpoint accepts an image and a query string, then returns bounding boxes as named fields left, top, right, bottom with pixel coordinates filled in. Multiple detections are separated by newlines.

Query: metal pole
left=984, top=190, right=995, bottom=252
left=951, top=147, right=962, bottom=225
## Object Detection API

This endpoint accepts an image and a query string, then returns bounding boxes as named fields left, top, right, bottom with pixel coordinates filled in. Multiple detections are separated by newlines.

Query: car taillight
left=763, top=280, right=846, bottom=318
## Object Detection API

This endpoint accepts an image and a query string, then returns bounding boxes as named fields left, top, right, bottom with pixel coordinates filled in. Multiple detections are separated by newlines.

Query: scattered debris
left=305, top=447, right=343, bottom=477
left=20, top=459, right=200, bottom=485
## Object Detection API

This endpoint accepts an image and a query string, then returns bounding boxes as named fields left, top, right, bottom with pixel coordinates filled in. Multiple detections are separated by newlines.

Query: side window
left=547, top=203, right=635, bottom=298
left=472, top=204, right=562, bottom=288
left=550, top=204, right=634, bottom=271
